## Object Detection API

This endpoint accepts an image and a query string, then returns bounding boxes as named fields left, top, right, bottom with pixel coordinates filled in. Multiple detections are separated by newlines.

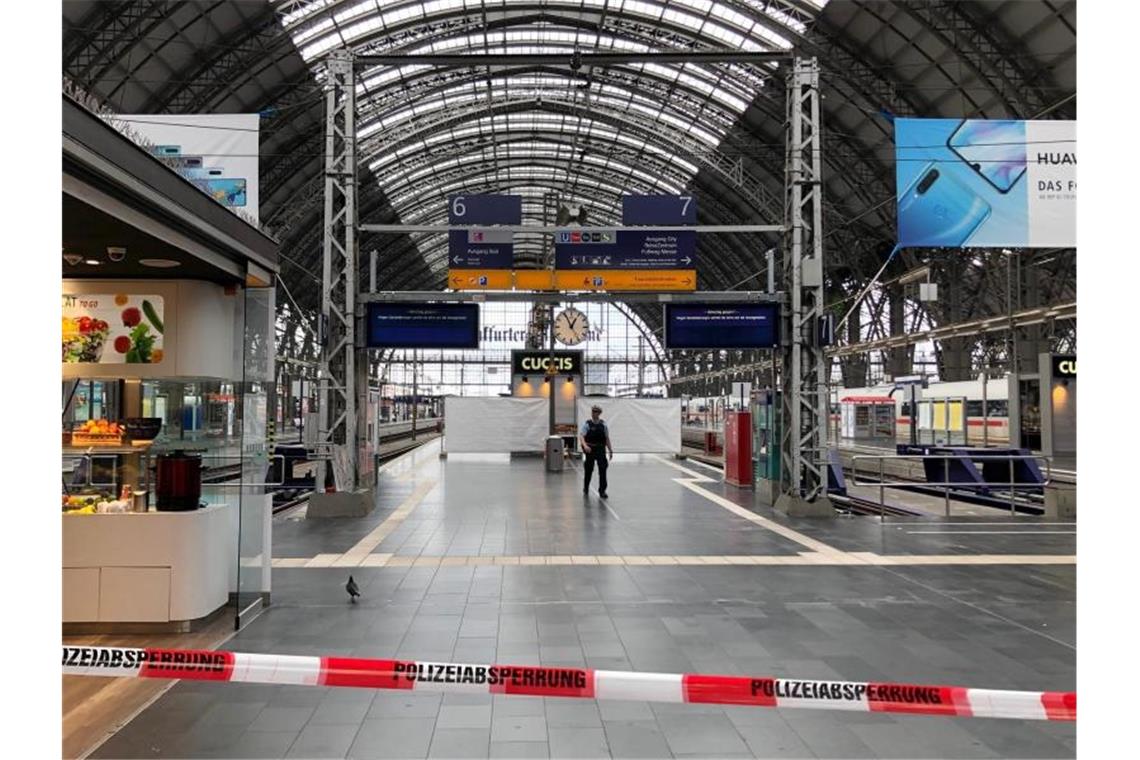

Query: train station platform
left=79, top=440, right=1076, bottom=759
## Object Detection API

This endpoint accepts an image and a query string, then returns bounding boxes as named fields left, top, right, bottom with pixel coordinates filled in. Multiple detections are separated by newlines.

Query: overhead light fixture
left=63, top=253, right=83, bottom=266
left=522, top=375, right=529, bottom=383
left=139, top=258, right=181, bottom=268
left=107, top=246, right=126, bottom=262
left=544, top=377, right=550, bottom=383
left=84, top=259, right=101, bottom=266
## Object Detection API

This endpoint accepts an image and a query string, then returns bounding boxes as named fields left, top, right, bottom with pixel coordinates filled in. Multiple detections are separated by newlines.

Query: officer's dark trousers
left=583, top=449, right=608, bottom=493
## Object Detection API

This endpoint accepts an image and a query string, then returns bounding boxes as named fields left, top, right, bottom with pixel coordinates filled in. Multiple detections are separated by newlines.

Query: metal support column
left=317, top=49, right=359, bottom=492
left=777, top=58, right=833, bottom=517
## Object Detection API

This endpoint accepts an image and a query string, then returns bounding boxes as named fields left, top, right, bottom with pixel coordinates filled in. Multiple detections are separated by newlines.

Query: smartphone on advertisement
left=897, top=162, right=991, bottom=247
left=947, top=119, right=1027, bottom=193
left=192, top=178, right=247, bottom=207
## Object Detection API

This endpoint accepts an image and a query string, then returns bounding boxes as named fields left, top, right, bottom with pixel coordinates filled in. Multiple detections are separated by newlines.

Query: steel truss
left=779, top=58, right=829, bottom=510
left=318, top=49, right=361, bottom=491
left=323, top=50, right=826, bottom=504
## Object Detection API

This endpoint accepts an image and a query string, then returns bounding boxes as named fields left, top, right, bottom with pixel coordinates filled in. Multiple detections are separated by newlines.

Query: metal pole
left=879, top=457, right=885, bottom=521
left=982, top=367, right=989, bottom=447
left=411, top=349, right=417, bottom=441
left=548, top=303, right=556, bottom=436
left=944, top=457, right=950, bottom=517
left=1009, top=458, right=1016, bottom=516
left=370, top=249, right=377, bottom=293
left=766, top=248, right=775, bottom=293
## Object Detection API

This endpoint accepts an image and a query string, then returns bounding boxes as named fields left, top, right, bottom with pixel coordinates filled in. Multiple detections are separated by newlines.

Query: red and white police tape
left=62, top=646, right=1075, bottom=722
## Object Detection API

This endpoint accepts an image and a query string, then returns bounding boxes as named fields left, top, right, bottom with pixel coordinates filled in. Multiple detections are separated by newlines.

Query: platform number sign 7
left=680, top=195, right=692, bottom=217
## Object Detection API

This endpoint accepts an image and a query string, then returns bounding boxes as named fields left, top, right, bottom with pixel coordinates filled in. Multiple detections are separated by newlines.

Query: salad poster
left=62, top=294, right=165, bottom=364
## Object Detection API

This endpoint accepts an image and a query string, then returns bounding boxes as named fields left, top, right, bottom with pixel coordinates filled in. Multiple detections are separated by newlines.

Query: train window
left=966, top=400, right=984, bottom=417
left=986, top=400, right=1009, bottom=416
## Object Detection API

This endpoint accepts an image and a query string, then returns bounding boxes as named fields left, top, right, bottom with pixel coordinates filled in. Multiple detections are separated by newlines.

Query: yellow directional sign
left=447, top=269, right=513, bottom=290
left=512, top=270, right=555, bottom=290
left=553, top=270, right=697, bottom=292
left=447, top=269, right=697, bottom=292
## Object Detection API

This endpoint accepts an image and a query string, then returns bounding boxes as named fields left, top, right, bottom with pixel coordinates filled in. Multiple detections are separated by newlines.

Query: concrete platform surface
left=89, top=439, right=1075, bottom=759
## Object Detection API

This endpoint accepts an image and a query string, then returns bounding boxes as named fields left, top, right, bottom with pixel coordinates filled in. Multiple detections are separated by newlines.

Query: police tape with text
left=62, top=646, right=1075, bottom=722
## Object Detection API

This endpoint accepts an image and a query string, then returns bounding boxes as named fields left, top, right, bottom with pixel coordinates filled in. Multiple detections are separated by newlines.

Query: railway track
left=270, top=431, right=441, bottom=515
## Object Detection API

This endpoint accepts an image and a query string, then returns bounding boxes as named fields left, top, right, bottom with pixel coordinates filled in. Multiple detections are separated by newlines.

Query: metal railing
left=850, top=454, right=1052, bottom=519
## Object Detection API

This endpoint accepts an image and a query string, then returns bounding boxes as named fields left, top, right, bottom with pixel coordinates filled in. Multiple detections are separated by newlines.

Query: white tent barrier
left=442, top=396, right=682, bottom=454
left=443, top=397, right=547, bottom=453
left=577, top=398, right=681, bottom=454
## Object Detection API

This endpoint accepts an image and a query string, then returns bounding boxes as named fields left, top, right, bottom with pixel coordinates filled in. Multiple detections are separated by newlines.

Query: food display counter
left=63, top=502, right=237, bottom=627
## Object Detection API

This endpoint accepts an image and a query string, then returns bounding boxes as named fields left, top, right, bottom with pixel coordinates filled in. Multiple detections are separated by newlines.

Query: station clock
left=553, top=307, right=589, bottom=346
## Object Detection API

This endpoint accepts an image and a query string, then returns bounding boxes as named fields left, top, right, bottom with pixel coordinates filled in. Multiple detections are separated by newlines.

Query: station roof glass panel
left=272, top=0, right=831, bottom=263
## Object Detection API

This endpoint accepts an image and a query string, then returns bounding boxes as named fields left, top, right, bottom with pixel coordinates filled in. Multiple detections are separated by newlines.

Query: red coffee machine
left=155, top=451, right=203, bottom=511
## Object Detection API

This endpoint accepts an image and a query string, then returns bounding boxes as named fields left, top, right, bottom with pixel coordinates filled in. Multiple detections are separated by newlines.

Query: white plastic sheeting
left=443, top=397, right=548, bottom=453
left=577, top=398, right=681, bottom=454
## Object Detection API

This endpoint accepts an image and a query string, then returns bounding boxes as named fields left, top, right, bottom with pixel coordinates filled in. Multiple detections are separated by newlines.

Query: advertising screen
left=366, top=304, right=479, bottom=349
left=895, top=118, right=1075, bottom=248
left=62, top=293, right=165, bottom=364
left=663, top=304, right=780, bottom=349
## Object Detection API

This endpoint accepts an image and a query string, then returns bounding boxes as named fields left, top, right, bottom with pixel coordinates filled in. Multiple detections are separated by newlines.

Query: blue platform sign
left=448, top=229, right=515, bottom=269
left=448, top=194, right=521, bottom=269
left=366, top=303, right=480, bottom=349
left=622, top=194, right=697, bottom=225
left=448, top=194, right=522, bottom=225
left=663, top=303, right=780, bottom=349
left=554, top=229, right=696, bottom=270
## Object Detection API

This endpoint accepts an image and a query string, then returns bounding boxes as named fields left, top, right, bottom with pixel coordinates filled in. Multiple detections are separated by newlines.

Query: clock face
left=554, top=308, right=589, bottom=346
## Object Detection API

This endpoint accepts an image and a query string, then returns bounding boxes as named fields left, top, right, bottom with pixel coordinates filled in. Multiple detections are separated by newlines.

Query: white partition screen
left=444, top=397, right=548, bottom=453
left=576, top=398, right=681, bottom=454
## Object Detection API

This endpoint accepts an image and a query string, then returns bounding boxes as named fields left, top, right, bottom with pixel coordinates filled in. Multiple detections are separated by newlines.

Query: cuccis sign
left=512, top=350, right=582, bottom=375
left=1051, top=356, right=1076, bottom=378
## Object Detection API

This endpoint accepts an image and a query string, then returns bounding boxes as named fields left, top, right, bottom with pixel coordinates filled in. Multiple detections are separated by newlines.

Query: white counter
left=62, top=503, right=237, bottom=624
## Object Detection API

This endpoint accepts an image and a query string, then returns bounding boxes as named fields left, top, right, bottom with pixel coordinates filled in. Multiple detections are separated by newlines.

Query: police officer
left=579, top=404, right=613, bottom=497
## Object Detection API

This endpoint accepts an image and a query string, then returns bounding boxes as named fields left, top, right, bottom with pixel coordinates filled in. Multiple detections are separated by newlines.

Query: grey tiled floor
left=91, top=447, right=1075, bottom=759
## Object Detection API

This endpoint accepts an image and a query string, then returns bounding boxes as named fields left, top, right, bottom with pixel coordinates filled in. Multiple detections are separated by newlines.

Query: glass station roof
left=273, top=0, right=830, bottom=270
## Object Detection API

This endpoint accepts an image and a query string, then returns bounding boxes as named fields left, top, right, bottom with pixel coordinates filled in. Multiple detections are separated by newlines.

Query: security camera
left=107, top=246, right=127, bottom=262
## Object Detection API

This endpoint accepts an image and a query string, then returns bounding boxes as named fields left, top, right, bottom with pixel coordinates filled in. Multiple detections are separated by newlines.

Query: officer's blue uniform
left=580, top=418, right=609, bottom=496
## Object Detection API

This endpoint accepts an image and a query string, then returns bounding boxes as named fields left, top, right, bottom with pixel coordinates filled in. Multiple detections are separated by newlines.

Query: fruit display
left=62, top=316, right=110, bottom=362
left=62, top=493, right=129, bottom=514
left=71, top=419, right=124, bottom=445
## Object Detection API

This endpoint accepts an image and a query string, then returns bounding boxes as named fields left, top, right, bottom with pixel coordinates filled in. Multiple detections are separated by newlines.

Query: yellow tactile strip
left=273, top=553, right=1075, bottom=569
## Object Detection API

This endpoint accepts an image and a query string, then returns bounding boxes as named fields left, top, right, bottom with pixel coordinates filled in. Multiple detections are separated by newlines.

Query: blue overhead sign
left=663, top=303, right=780, bottom=349
left=447, top=194, right=522, bottom=225
left=447, top=230, right=514, bottom=269
left=554, top=229, right=696, bottom=270
left=622, top=194, right=697, bottom=225
left=366, top=303, right=480, bottom=349
left=447, top=194, right=521, bottom=269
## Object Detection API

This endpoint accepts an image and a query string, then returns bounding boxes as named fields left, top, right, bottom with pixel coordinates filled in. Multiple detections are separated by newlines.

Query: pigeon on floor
left=346, top=575, right=361, bottom=603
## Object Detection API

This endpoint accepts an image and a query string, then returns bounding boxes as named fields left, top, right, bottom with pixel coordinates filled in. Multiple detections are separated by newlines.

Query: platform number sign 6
left=452, top=196, right=466, bottom=218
